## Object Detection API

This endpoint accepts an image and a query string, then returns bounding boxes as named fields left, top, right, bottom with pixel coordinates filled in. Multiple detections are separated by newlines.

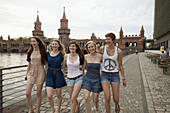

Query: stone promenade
left=5, top=53, right=170, bottom=113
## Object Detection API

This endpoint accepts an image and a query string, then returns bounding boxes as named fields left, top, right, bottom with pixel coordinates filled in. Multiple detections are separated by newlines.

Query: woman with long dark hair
left=25, top=37, right=47, bottom=113
left=46, top=39, right=67, bottom=113
left=63, top=41, right=85, bottom=113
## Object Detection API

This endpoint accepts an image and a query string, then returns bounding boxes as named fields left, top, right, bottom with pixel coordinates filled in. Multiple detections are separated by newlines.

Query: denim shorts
left=67, top=76, right=83, bottom=87
left=101, top=72, right=120, bottom=84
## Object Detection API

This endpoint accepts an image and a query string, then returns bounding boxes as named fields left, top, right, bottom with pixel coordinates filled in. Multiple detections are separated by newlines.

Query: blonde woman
left=46, top=39, right=67, bottom=113
left=82, top=41, right=103, bottom=113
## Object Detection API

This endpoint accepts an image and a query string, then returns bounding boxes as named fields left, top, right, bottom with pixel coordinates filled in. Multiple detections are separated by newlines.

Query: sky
left=0, top=0, right=154, bottom=40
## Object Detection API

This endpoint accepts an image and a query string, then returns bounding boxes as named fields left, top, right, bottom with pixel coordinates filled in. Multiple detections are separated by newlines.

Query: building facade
left=154, top=0, right=170, bottom=54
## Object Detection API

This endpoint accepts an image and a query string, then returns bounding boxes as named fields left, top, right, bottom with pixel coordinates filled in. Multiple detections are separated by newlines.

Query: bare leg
left=92, top=92, right=99, bottom=111
left=46, top=87, right=55, bottom=113
left=56, top=88, right=62, bottom=113
left=70, top=84, right=82, bottom=113
left=68, top=86, right=74, bottom=99
left=36, top=84, right=43, bottom=113
left=26, top=83, right=34, bottom=113
left=111, top=84, right=120, bottom=113
left=101, top=82, right=111, bottom=113
left=83, top=89, right=91, bottom=113
left=68, top=86, right=79, bottom=112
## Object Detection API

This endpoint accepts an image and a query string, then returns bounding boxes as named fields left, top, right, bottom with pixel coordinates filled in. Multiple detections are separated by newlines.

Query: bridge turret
left=119, top=26, right=123, bottom=39
left=0, top=35, right=3, bottom=41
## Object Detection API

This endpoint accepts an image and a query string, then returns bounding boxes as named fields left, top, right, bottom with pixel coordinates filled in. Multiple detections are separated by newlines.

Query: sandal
left=28, top=110, right=34, bottom=113
left=76, top=101, right=80, bottom=112
left=115, top=103, right=120, bottom=113
left=95, top=103, right=99, bottom=111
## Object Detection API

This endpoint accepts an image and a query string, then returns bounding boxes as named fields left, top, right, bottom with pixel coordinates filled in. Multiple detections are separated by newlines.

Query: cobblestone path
left=19, top=53, right=170, bottom=113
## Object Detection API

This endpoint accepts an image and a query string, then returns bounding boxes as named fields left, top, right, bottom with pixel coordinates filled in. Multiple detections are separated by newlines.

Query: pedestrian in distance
left=46, top=39, right=67, bottom=113
left=63, top=41, right=85, bottom=113
left=25, top=37, right=47, bottom=113
left=160, top=50, right=167, bottom=60
left=135, top=49, right=138, bottom=55
left=82, top=41, right=103, bottom=113
left=99, top=33, right=126, bottom=113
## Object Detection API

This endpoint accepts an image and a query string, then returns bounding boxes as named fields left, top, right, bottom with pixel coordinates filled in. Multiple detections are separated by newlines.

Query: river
left=0, top=53, right=27, bottom=67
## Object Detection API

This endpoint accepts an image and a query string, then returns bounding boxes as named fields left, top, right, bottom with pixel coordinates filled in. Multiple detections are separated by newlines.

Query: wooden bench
left=159, top=57, right=170, bottom=75
left=146, top=53, right=170, bottom=75
left=150, top=54, right=160, bottom=64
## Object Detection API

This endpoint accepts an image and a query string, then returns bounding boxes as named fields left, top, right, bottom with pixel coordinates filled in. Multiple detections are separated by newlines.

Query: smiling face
left=87, top=43, right=96, bottom=53
left=51, top=41, right=59, bottom=51
left=31, top=38, right=39, bottom=48
left=69, top=43, right=77, bottom=53
left=105, top=36, right=114, bottom=46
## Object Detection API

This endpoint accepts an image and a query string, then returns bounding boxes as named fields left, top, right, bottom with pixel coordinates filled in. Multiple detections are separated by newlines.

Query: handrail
left=0, top=65, right=33, bottom=112
left=0, top=65, right=27, bottom=71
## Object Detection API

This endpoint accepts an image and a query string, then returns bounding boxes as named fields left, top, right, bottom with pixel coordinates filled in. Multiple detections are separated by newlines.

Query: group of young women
left=25, top=32, right=126, bottom=113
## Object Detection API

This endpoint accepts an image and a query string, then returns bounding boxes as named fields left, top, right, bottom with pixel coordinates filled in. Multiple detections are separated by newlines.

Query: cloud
left=0, top=0, right=154, bottom=39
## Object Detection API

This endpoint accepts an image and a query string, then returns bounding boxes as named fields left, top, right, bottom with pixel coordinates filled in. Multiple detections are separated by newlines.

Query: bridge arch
left=125, top=42, right=129, bottom=47
left=129, top=42, right=133, bottom=47
left=134, top=42, right=137, bottom=47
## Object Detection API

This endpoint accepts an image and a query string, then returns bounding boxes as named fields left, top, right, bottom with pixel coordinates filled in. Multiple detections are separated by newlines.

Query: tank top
left=102, top=46, right=119, bottom=72
left=67, top=54, right=82, bottom=78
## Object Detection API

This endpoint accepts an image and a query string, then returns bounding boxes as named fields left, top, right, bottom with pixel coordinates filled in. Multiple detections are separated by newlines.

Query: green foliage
left=10, top=37, right=31, bottom=41
left=10, top=38, right=15, bottom=41
left=22, top=37, right=31, bottom=41
left=47, top=38, right=54, bottom=40
left=42, top=36, right=46, bottom=40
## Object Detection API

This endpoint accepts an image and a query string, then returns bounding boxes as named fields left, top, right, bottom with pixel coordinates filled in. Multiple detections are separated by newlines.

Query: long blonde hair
left=85, top=41, right=98, bottom=53
left=49, top=39, right=65, bottom=56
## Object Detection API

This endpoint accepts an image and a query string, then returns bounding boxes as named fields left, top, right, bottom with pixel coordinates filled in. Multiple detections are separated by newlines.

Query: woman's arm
left=25, top=62, right=31, bottom=80
left=118, top=49, right=126, bottom=87
left=80, top=58, right=87, bottom=71
left=61, top=54, right=67, bottom=69
left=99, top=46, right=104, bottom=55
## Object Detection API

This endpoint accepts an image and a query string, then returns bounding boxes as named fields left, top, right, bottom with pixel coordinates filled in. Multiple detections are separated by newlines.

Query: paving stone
left=19, top=53, right=170, bottom=113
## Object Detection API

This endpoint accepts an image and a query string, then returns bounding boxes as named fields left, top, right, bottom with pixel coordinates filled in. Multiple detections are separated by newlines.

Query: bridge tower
left=58, top=7, right=70, bottom=50
left=140, top=25, right=144, bottom=38
left=32, top=11, right=44, bottom=39
left=119, top=26, right=124, bottom=39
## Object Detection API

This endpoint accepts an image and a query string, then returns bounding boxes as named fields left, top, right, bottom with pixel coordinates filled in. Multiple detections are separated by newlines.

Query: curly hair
left=67, top=41, right=84, bottom=65
left=27, top=37, right=47, bottom=65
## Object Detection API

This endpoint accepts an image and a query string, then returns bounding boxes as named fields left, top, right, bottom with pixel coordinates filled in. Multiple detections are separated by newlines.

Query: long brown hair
left=27, top=37, right=47, bottom=65
left=68, top=41, right=84, bottom=65
left=49, top=39, right=65, bottom=56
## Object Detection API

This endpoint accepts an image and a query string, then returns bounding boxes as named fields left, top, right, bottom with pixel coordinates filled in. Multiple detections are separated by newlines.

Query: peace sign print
left=104, top=58, right=117, bottom=71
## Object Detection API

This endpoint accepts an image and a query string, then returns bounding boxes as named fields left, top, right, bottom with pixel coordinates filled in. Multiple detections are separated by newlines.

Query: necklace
left=70, top=53, right=77, bottom=58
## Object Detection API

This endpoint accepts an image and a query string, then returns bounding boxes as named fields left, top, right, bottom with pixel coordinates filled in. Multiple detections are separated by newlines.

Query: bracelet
left=122, top=79, right=126, bottom=81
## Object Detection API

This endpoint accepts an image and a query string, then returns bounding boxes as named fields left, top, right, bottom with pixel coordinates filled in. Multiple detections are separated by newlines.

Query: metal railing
left=0, top=65, right=28, bottom=113
left=0, top=65, right=68, bottom=113
left=0, top=65, right=40, bottom=113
